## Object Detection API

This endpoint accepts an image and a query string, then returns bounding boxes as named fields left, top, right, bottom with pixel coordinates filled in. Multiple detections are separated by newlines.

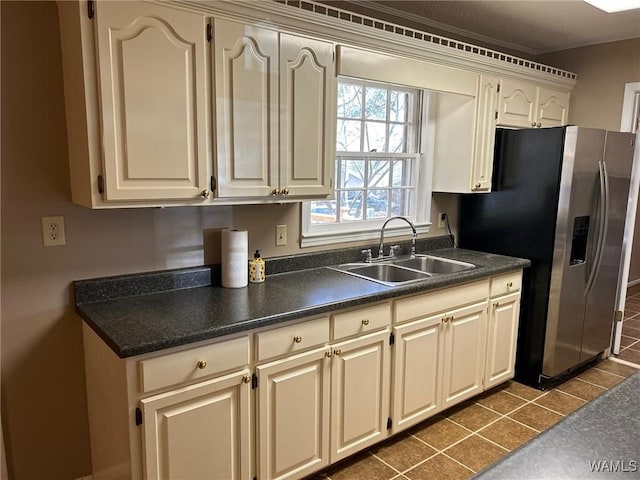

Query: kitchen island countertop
left=474, top=370, right=640, bottom=479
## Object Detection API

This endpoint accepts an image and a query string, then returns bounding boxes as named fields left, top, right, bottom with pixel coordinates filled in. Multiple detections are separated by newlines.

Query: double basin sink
left=330, top=254, right=476, bottom=287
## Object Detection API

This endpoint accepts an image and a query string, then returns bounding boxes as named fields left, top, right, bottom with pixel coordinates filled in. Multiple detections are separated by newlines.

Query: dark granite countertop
left=474, top=371, right=640, bottom=479
left=75, top=246, right=529, bottom=358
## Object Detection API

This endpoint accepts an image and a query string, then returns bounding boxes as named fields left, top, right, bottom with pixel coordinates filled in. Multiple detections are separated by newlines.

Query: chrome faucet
left=378, top=216, right=417, bottom=259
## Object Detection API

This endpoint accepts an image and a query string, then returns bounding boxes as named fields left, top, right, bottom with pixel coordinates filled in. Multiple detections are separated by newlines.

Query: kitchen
left=1, top=1, right=639, bottom=479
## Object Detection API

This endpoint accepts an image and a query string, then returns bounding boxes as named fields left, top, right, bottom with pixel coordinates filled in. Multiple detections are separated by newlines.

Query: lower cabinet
left=484, top=291, right=521, bottom=389
left=255, top=315, right=391, bottom=480
left=330, top=329, right=390, bottom=462
left=440, top=301, right=487, bottom=409
left=391, top=283, right=489, bottom=434
left=81, top=271, right=523, bottom=480
left=140, top=369, right=252, bottom=480
left=256, top=347, right=331, bottom=480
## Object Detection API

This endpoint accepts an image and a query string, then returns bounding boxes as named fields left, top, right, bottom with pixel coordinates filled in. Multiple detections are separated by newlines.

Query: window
left=302, top=79, right=429, bottom=246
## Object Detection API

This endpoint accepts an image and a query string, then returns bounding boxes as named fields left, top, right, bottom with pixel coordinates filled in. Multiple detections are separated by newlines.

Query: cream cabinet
left=330, top=328, right=391, bottom=462
left=440, top=301, right=488, bottom=408
left=81, top=271, right=524, bottom=479
left=60, top=1, right=212, bottom=205
left=256, top=346, right=331, bottom=480
left=498, top=78, right=570, bottom=128
left=484, top=272, right=522, bottom=389
left=431, top=74, right=499, bottom=194
left=214, top=19, right=334, bottom=199
left=140, top=369, right=252, bottom=479
left=391, top=313, right=442, bottom=434
left=254, top=306, right=390, bottom=479
left=391, top=280, right=489, bottom=433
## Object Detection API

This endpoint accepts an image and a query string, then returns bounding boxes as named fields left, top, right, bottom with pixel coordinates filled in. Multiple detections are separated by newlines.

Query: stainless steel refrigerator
left=459, top=126, right=637, bottom=389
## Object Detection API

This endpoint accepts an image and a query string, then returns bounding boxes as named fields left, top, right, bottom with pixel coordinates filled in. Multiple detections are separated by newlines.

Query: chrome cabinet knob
left=293, top=335, right=302, bottom=344
left=196, top=360, right=207, bottom=370
left=272, top=188, right=280, bottom=195
left=200, top=189, right=211, bottom=199
left=281, top=188, right=290, bottom=196
left=242, top=375, right=251, bottom=384
left=362, top=319, right=370, bottom=326
left=531, top=122, right=537, bottom=127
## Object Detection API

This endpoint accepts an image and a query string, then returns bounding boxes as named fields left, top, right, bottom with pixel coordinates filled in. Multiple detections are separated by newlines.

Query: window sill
left=301, top=223, right=431, bottom=248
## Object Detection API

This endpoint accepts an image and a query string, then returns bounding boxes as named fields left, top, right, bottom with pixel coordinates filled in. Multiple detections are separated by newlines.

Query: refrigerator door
left=543, top=127, right=605, bottom=379
left=580, top=131, right=635, bottom=362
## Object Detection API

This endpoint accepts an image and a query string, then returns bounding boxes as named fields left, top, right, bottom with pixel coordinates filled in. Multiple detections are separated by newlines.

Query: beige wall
left=538, top=38, right=640, bottom=131
left=539, top=39, right=640, bottom=282
left=0, top=3, right=455, bottom=478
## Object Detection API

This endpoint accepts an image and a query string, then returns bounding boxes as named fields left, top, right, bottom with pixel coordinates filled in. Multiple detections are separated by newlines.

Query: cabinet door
left=280, top=34, right=335, bottom=196
left=536, top=87, right=569, bottom=127
left=472, top=75, right=500, bottom=192
left=441, top=302, right=487, bottom=409
left=392, top=315, right=441, bottom=434
left=485, top=292, right=521, bottom=389
left=497, top=79, right=537, bottom=128
left=140, top=369, right=251, bottom=480
left=331, top=329, right=390, bottom=462
left=95, top=2, right=210, bottom=201
left=256, top=347, right=330, bottom=480
left=214, top=19, right=279, bottom=197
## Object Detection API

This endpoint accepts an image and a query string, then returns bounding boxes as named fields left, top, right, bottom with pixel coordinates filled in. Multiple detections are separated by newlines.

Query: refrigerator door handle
left=586, top=160, right=609, bottom=295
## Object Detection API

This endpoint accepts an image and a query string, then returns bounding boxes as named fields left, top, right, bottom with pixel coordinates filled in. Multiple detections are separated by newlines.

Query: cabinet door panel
left=95, top=2, right=209, bottom=201
left=472, top=75, right=499, bottom=192
left=441, top=302, right=487, bottom=408
left=214, top=20, right=279, bottom=197
left=497, top=79, right=537, bottom=128
left=537, top=88, right=569, bottom=127
left=280, top=34, right=334, bottom=196
left=331, top=329, right=390, bottom=462
left=140, top=369, right=251, bottom=480
left=257, top=347, right=330, bottom=480
left=485, top=293, right=521, bottom=389
left=392, top=316, right=441, bottom=434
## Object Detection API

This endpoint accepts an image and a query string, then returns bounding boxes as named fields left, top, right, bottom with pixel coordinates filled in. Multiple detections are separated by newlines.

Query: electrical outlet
left=41, top=216, right=66, bottom=246
left=438, top=213, right=447, bottom=229
left=276, top=224, right=287, bottom=246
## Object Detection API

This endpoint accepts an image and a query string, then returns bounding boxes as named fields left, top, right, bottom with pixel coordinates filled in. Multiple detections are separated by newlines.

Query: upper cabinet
left=498, top=78, right=570, bottom=128
left=214, top=20, right=334, bottom=198
left=58, top=0, right=574, bottom=207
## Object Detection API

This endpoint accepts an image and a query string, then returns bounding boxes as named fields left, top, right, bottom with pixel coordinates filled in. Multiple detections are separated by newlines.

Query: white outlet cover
left=41, top=216, right=66, bottom=247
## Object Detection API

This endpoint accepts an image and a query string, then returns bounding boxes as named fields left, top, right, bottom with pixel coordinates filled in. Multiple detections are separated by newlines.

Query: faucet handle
left=389, top=245, right=401, bottom=257
left=361, top=249, right=373, bottom=262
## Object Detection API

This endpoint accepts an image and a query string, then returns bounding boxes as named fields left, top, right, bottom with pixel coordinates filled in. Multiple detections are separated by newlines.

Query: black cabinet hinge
left=495, top=111, right=498, bottom=120
left=87, top=0, right=95, bottom=19
left=135, top=407, right=143, bottom=426
left=389, top=333, right=395, bottom=345
left=386, top=417, right=392, bottom=430
left=496, top=84, right=501, bottom=93
left=206, top=23, right=213, bottom=42
left=210, top=175, right=216, bottom=192
left=252, top=373, right=258, bottom=389
left=97, top=174, right=104, bottom=194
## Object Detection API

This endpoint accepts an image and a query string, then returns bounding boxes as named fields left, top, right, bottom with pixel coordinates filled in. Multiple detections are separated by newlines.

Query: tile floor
left=309, top=287, right=640, bottom=480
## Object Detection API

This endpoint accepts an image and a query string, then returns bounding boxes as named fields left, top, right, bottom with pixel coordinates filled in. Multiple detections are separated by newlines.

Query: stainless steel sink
left=334, top=263, right=431, bottom=286
left=392, top=255, right=476, bottom=275
left=330, top=254, right=475, bottom=286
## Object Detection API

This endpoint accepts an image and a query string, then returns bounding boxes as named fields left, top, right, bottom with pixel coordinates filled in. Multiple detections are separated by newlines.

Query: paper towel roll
left=221, top=229, right=248, bottom=288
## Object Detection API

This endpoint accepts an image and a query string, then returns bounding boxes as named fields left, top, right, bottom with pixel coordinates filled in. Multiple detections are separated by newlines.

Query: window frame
left=301, top=79, right=433, bottom=247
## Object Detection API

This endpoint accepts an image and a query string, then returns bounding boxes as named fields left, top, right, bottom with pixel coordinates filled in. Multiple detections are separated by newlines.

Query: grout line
left=610, top=356, right=640, bottom=369
left=439, top=451, right=481, bottom=474
left=368, top=452, right=403, bottom=477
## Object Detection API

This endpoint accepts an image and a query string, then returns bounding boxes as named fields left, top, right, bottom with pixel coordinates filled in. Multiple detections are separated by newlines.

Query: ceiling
left=321, top=1, right=640, bottom=55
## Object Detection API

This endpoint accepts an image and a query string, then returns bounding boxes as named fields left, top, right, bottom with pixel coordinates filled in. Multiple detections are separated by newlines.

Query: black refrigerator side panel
left=459, top=127, right=566, bottom=387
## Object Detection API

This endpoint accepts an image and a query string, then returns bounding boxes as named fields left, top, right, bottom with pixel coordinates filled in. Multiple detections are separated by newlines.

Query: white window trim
left=302, top=89, right=433, bottom=247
